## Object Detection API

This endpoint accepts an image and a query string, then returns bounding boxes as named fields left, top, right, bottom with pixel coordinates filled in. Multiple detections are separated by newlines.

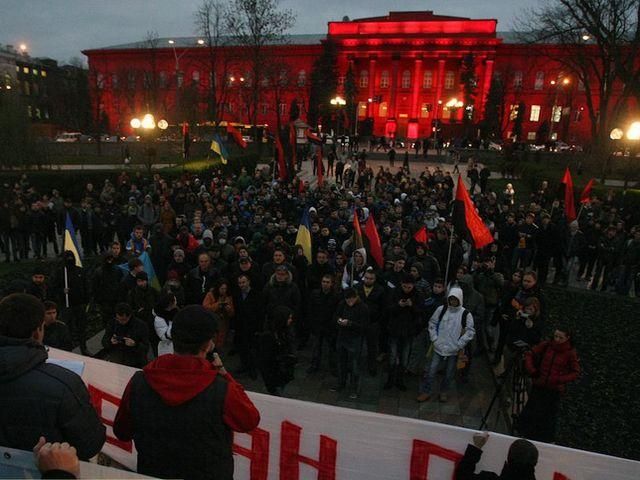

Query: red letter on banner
left=232, top=429, right=270, bottom=480
left=410, top=440, right=463, bottom=480
left=553, top=474, right=570, bottom=480
left=88, top=385, right=133, bottom=453
left=279, top=421, right=337, bottom=480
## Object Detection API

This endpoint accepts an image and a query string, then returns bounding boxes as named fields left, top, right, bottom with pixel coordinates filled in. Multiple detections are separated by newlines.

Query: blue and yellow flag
left=116, top=251, right=161, bottom=291
left=295, top=208, right=313, bottom=263
left=64, top=213, right=82, bottom=267
left=210, top=134, right=229, bottom=165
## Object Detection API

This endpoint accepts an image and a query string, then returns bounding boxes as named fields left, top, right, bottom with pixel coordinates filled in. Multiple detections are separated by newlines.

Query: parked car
left=488, top=140, right=503, bottom=151
left=242, top=135, right=254, bottom=143
left=552, top=141, right=583, bottom=152
left=121, top=135, right=141, bottom=143
left=527, top=143, right=546, bottom=151
left=55, top=132, right=82, bottom=143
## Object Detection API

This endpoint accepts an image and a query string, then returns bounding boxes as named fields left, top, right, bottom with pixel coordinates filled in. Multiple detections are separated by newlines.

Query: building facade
left=83, top=10, right=631, bottom=145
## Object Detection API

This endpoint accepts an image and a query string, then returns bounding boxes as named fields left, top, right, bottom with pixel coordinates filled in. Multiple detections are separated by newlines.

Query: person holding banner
left=113, top=305, right=259, bottom=480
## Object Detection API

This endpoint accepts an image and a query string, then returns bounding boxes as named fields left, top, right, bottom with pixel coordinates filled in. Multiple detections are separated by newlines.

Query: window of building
left=574, top=109, right=583, bottom=122
left=32, top=83, right=39, bottom=95
left=444, top=71, right=455, bottom=89
left=158, top=72, right=166, bottom=89
left=423, top=71, right=433, bottom=89
left=420, top=103, right=431, bottom=118
left=192, top=70, right=200, bottom=86
left=23, top=81, right=30, bottom=95
left=128, top=72, right=136, bottom=90
left=357, top=101, right=367, bottom=117
left=509, top=104, right=519, bottom=121
left=23, top=67, right=29, bottom=74
left=260, top=103, right=269, bottom=115
left=243, top=72, right=252, bottom=86
left=359, top=70, right=369, bottom=88
left=97, top=73, right=105, bottom=90
left=530, top=105, right=541, bottom=122
left=380, top=70, right=389, bottom=88
left=224, top=102, right=234, bottom=113
left=279, top=103, right=286, bottom=115
left=112, top=73, right=119, bottom=89
left=15, top=65, right=19, bottom=72
left=338, top=75, right=345, bottom=86
left=442, top=108, right=451, bottom=119
left=551, top=105, right=562, bottom=122
left=534, top=71, right=544, bottom=90
left=297, top=70, right=306, bottom=87
left=176, top=72, right=184, bottom=88
left=41, top=70, right=46, bottom=77
left=27, top=105, right=32, bottom=117
left=35, top=107, right=41, bottom=119
left=44, top=108, right=49, bottom=119
left=143, top=72, right=152, bottom=89
left=378, top=101, right=388, bottom=117
left=32, top=68, right=38, bottom=76
left=513, top=71, right=523, bottom=88
left=279, top=70, right=288, bottom=86
left=401, top=70, right=411, bottom=89
left=260, top=76, right=270, bottom=87
left=527, top=132, right=536, bottom=140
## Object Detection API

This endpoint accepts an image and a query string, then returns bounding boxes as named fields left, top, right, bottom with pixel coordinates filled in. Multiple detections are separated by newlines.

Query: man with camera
left=100, top=302, right=149, bottom=368
left=114, top=305, right=260, bottom=480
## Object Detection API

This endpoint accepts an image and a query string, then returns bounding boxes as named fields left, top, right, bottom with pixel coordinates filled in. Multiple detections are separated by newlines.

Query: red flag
left=316, top=148, right=324, bottom=187
left=413, top=226, right=428, bottom=244
left=580, top=178, right=595, bottom=204
left=453, top=175, right=493, bottom=249
left=561, top=167, right=577, bottom=222
left=364, top=214, right=383, bottom=267
left=352, top=209, right=364, bottom=249
left=289, top=122, right=297, bottom=168
left=275, top=135, right=287, bottom=181
left=226, top=124, right=247, bottom=148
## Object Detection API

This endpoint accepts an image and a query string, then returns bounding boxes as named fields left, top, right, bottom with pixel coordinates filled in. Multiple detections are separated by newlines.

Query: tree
left=308, top=38, right=338, bottom=127
left=512, top=101, right=526, bottom=140
left=517, top=0, right=640, bottom=148
left=225, top=0, right=295, bottom=139
left=194, top=0, right=231, bottom=123
left=460, top=53, right=478, bottom=135
left=481, top=77, right=505, bottom=139
left=0, top=90, right=37, bottom=167
left=289, top=98, right=300, bottom=121
left=344, top=65, right=358, bottom=135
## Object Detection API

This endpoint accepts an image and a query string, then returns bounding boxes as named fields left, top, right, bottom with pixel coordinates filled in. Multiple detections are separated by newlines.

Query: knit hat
left=173, top=248, right=185, bottom=259
left=202, top=229, right=214, bottom=240
left=507, top=439, right=539, bottom=468
left=171, top=305, right=218, bottom=346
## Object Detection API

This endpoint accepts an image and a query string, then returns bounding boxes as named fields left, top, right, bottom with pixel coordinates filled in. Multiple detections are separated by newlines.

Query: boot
left=395, top=368, right=407, bottom=391
left=383, top=366, right=396, bottom=390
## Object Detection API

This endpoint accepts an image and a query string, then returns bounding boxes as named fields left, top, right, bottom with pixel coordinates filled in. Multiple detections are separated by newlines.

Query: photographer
left=518, top=327, right=580, bottom=442
left=256, top=306, right=296, bottom=396
left=99, top=302, right=149, bottom=368
left=501, top=297, right=544, bottom=376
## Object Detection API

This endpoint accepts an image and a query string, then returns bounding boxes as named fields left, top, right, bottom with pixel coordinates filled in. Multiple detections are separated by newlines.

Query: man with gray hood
left=418, top=286, right=475, bottom=402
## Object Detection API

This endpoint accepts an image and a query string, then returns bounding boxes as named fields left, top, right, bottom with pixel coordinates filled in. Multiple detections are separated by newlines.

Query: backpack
left=435, top=305, right=470, bottom=335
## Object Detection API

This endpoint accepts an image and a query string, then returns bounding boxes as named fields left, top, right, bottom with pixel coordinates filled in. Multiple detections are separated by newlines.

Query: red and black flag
left=275, top=135, right=287, bottom=181
left=452, top=175, right=493, bottom=249
left=226, top=124, right=247, bottom=149
left=352, top=208, right=364, bottom=249
left=561, top=167, right=577, bottom=222
left=364, top=214, right=384, bottom=267
left=580, top=178, right=595, bottom=204
left=289, top=122, right=297, bottom=167
left=413, top=226, right=428, bottom=244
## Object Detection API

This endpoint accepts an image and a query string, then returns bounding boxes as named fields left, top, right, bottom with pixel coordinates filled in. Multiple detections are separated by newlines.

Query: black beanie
left=171, top=306, right=218, bottom=346
left=507, top=439, right=539, bottom=467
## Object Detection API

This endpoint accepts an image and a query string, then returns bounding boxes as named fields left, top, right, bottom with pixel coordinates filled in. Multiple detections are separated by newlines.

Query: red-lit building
left=83, top=10, right=628, bottom=145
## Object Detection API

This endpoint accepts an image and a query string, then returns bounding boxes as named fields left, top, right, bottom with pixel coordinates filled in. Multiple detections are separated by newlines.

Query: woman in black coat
left=256, top=305, right=296, bottom=396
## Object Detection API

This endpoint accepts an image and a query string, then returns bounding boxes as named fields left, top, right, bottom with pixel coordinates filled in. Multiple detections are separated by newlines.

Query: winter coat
left=234, top=288, right=264, bottom=337
left=387, top=287, right=425, bottom=338
left=428, top=287, right=475, bottom=357
left=525, top=340, right=580, bottom=393
left=91, top=262, right=123, bottom=305
left=184, top=267, right=220, bottom=305
left=454, top=444, right=536, bottom=480
left=0, top=336, right=106, bottom=460
left=101, top=316, right=149, bottom=368
left=113, top=355, right=260, bottom=480
left=335, top=300, right=369, bottom=342
left=307, top=289, right=341, bottom=336
left=53, top=263, right=88, bottom=307
left=153, top=309, right=175, bottom=356
left=137, top=203, right=159, bottom=227
left=262, top=271, right=302, bottom=318
left=356, top=283, right=386, bottom=324
left=474, top=269, right=504, bottom=307
left=43, top=321, right=73, bottom=351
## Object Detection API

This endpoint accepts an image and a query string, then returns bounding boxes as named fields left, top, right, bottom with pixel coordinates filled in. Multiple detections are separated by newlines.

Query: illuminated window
left=23, top=67, right=29, bottom=74
left=338, top=75, right=345, bottom=86
left=15, top=65, right=19, bottom=72
left=357, top=101, right=367, bottom=117
left=359, top=70, right=368, bottom=88
left=35, top=107, right=41, bottom=119
left=158, top=72, right=166, bottom=89
left=423, top=71, right=432, bottom=89
left=41, top=70, right=46, bottom=77
left=442, top=108, right=451, bottom=119
left=401, top=70, right=411, bottom=89
left=112, top=73, right=119, bottom=89
left=97, top=73, right=105, bottom=90
left=176, top=72, right=184, bottom=88
left=444, top=71, right=455, bottom=89
left=33, top=69, right=38, bottom=76
left=128, top=72, right=136, bottom=90
left=297, top=70, right=306, bottom=87
left=380, top=70, right=389, bottom=88
left=261, top=103, right=269, bottom=115
left=513, top=71, right=523, bottom=88
left=530, top=105, right=541, bottom=122
left=527, top=132, right=536, bottom=140
left=279, top=103, right=286, bottom=115
left=551, top=106, right=562, bottom=122
left=192, top=70, right=200, bottom=85
left=509, top=104, right=519, bottom=121
left=534, top=72, right=544, bottom=91
left=27, top=105, right=32, bottom=117
left=420, top=103, right=431, bottom=118
left=378, top=101, right=388, bottom=117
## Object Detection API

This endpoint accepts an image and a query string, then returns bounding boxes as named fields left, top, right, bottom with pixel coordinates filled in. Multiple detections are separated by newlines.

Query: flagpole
left=64, top=266, right=70, bottom=309
left=576, top=203, right=585, bottom=222
left=444, top=224, right=455, bottom=287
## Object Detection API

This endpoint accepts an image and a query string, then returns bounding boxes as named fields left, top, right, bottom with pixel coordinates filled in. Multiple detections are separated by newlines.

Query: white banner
left=48, top=348, right=640, bottom=480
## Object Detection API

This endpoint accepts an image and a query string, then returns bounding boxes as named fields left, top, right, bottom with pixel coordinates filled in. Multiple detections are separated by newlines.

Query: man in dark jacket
left=455, top=432, right=538, bottom=480
left=92, top=250, right=123, bottom=327
left=100, top=302, right=149, bottom=368
left=234, top=273, right=263, bottom=378
left=113, top=305, right=260, bottom=480
left=0, top=293, right=105, bottom=460
left=185, top=253, right=220, bottom=305
left=332, top=288, right=369, bottom=399
left=42, top=301, right=72, bottom=351
left=307, top=249, right=335, bottom=291
left=52, top=251, right=89, bottom=354
left=307, top=274, right=341, bottom=374
left=356, top=269, right=386, bottom=376
left=262, top=265, right=302, bottom=318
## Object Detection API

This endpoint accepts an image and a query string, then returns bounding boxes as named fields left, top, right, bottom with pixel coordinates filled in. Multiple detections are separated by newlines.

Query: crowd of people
left=0, top=151, right=636, bottom=476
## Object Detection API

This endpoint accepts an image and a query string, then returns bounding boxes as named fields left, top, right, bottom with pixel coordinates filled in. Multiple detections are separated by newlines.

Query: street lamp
left=130, top=114, right=168, bottom=169
left=548, top=76, right=570, bottom=141
left=433, top=99, right=443, bottom=150
left=19, top=44, right=27, bottom=53
left=330, top=95, right=346, bottom=137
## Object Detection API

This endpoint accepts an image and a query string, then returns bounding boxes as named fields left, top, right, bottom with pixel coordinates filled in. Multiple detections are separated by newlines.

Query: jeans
left=406, top=328, right=428, bottom=373
left=364, top=322, right=380, bottom=372
left=336, top=336, right=362, bottom=389
left=420, top=352, right=458, bottom=394
left=388, top=336, right=411, bottom=368
left=310, top=332, right=336, bottom=371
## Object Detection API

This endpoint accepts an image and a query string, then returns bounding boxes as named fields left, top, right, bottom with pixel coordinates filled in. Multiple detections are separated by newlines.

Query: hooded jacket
left=428, top=287, right=476, bottom=357
left=114, top=354, right=260, bottom=480
left=0, top=336, right=106, bottom=460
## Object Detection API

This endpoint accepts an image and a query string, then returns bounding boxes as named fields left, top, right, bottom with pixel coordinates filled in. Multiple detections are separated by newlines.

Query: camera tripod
left=479, top=351, right=529, bottom=434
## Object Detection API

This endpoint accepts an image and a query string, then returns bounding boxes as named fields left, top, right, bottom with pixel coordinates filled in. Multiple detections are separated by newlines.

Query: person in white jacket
left=153, top=292, right=178, bottom=356
left=417, top=286, right=475, bottom=403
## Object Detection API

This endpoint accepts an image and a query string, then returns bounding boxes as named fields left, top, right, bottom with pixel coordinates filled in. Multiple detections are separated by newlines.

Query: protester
left=99, top=302, right=149, bottom=368
left=0, top=293, right=105, bottom=459
left=113, top=305, right=260, bottom=480
left=42, top=300, right=73, bottom=351
left=153, top=291, right=178, bottom=356
left=256, top=305, right=296, bottom=395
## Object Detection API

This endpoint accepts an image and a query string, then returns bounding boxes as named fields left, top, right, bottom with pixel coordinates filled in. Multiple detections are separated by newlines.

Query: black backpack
left=435, top=305, right=470, bottom=335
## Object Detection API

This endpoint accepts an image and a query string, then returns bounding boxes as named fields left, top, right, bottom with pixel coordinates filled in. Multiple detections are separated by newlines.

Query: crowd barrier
left=46, top=348, right=640, bottom=480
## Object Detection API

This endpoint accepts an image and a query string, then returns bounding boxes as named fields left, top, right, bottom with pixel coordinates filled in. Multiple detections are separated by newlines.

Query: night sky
left=2, top=0, right=535, bottom=65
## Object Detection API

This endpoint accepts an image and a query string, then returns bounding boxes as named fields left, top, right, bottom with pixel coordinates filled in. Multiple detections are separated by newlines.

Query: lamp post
left=432, top=99, right=443, bottom=152
left=130, top=113, right=168, bottom=170
left=548, top=76, right=570, bottom=142
left=330, top=95, right=346, bottom=138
